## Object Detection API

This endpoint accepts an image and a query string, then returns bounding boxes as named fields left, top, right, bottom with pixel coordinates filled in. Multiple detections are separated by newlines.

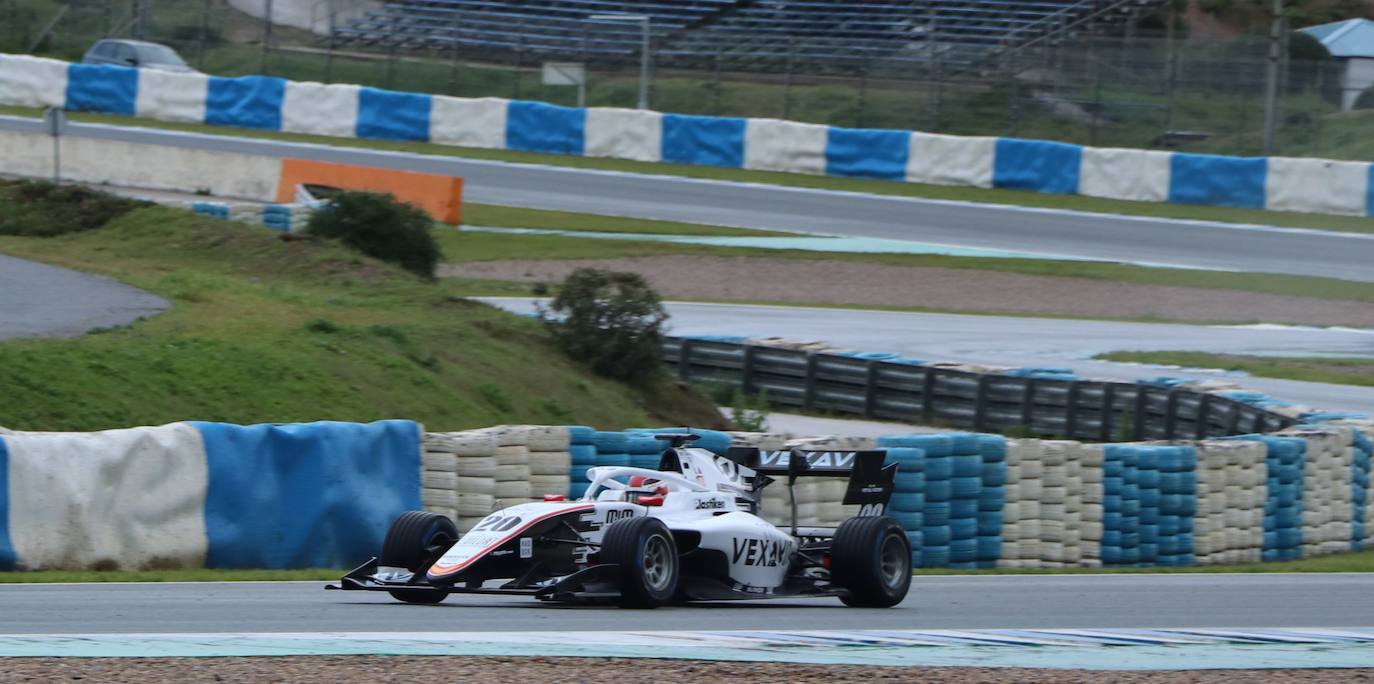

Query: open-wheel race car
left=328, top=433, right=911, bottom=608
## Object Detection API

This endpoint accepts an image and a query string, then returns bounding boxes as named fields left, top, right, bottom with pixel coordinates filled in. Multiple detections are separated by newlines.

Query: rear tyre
left=601, top=517, right=678, bottom=608
left=380, top=510, right=459, bottom=604
left=830, top=515, right=911, bottom=608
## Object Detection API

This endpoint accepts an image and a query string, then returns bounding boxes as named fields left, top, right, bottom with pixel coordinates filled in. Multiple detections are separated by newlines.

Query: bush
left=305, top=191, right=440, bottom=279
left=539, top=269, right=668, bottom=382
left=0, top=180, right=147, bottom=236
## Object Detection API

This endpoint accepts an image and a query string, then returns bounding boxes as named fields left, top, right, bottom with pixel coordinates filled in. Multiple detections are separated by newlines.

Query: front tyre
left=830, top=515, right=911, bottom=608
left=601, top=517, right=679, bottom=608
left=380, top=510, right=458, bottom=604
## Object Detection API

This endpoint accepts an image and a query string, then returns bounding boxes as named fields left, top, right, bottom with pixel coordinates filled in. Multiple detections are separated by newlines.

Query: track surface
left=1, top=574, right=1371, bottom=634
left=4, top=115, right=1372, bottom=281
left=0, top=253, right=167, bottom=341
left=484, top=298, right=1374, bottom=413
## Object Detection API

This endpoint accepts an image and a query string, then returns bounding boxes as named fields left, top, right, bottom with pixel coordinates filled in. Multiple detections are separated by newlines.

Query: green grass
left=1095, top=351, right=1374, bottom=388
left=4, top=103, right=1373, bottom=235
left=0, top=202, right=725, bottom=432
left=436, top=225, right=1374, bottom=307
left=916, top=548, right=1374, bottom=575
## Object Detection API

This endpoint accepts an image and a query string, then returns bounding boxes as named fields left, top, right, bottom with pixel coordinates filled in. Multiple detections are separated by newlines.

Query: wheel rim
left=879, top=533, right=907, bottom=588
left=642, top=533, right=674, bottom=591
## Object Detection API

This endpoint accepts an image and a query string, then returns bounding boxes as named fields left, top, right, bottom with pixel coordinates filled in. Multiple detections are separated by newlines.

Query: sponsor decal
left=731, top=537, right=789, bottom=567
left=730, top=582, right=774, bottom=595
left=489, top=550, right=513, bottom=557
left=857, top=503, right=885, bottom=517
left=519, top=537, right=533, bottom=559
left=759, top=450, right=857, bottom=470
left=605, top=509, right=635, bottom=525
left=695, top=498, right=726, bottom=511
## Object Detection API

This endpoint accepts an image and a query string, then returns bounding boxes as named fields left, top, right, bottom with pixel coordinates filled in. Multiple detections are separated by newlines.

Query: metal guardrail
left=664, top=337, right=1299, bottom=441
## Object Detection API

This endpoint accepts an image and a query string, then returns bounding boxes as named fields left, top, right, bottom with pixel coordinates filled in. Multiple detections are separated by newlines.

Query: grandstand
left=333, top=0, right=1170, bottom=74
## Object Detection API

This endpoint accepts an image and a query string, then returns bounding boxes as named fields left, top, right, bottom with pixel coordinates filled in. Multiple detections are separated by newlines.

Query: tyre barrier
left=3, top=418, right=1371, bottom=570
left=184, top=200, right=316, bottom=233
left=6, top=52, right=1373, bottom=218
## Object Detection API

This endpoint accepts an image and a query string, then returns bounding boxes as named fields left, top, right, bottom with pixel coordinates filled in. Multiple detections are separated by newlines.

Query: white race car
left=330, top=433, right=910, bottom=608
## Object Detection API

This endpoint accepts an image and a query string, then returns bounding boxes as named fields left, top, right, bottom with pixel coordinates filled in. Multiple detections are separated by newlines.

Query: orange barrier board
left=276, top=159, right=463, bottom=224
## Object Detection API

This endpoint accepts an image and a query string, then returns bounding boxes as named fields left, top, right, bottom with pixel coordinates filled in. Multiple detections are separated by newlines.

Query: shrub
left=539, top=268, right=668, bottom=382
left=0, top=180, right=147, bottom=236
left=305, top=191, right=440, bottom=279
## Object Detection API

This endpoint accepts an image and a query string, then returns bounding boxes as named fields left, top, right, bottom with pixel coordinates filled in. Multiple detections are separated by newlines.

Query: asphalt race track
left=0, top=253, right=167, bottom=341
left=3, top=115, right=1373, bottom=282
left=483, top=298, right=1374, bottom=414
left=1, top=574, right=1370, bottom=634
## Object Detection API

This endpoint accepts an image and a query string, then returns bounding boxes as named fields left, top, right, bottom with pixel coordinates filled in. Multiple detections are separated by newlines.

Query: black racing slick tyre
left=380, top=510, right=459, bottom=604
left=601, top=517, right=679, bottom=608
left=830, top=515, right=911, bottom=608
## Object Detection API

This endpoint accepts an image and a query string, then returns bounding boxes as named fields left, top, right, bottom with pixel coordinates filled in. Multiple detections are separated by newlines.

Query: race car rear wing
left=726, top=446, right=898, bottom=517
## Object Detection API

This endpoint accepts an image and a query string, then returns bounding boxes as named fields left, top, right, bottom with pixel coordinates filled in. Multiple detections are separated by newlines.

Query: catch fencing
left=664, top=337, right=1299, bottom=442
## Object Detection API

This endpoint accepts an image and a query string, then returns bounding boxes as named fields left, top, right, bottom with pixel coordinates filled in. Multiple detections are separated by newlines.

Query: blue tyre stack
left=1156, top=445, right=1198, bottom=567
left=1134, top=448, right=1162, bottom=565
left=260, top=204, right=293, bottom=232
left=883, top=447, right=925, bottom=568
left=624, top=432, right=667, bottom=471
left=567, top=426, right=599, bottom=500
left=880, top=434, right=955, bottom=568
left=1101, top=445, right=1126, bottom=566
left=976, top=435, right=1007, bottom=568
left=1353, top=430, right=1372, bottom=551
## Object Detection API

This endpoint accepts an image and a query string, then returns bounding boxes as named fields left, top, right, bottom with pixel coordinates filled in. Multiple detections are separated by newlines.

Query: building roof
left=1298, top=18, right=1374, bottom=58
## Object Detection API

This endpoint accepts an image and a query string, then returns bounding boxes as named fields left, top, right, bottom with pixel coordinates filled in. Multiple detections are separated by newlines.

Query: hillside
left=0, top=183, right=725, bottom=432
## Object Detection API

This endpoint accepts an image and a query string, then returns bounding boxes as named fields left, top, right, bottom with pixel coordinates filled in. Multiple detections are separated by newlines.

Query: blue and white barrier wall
left=4, top=52, right=1372, bottom=217
left=0, top=420, right=421, bottom=571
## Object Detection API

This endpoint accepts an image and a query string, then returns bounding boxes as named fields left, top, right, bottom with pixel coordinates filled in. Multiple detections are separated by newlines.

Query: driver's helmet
left=626, top=474, right=668, bottom=498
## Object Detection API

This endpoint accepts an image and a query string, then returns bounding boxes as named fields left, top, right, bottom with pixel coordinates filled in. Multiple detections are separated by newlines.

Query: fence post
left=1251, top=411, right=1266, bottom=434
left=1019, top=377, right=1037, bottom=433
left=863, top=360, right=879, bottom=419
left=448, top=14, right=462, bottom=95
left=1065, top=381, right=1081, bottom=440
left=921, top=366, right=937, bottom=423
left=741, top=344, right=756, bottom=395
left=782, top=38, right=795, bottom=119
left=1100, top=382, right=1116, bottom=442
left=1195, top=393, right=1213, bottom=440
left=260, top=0, right=273, bottom=75
left=1227, top=399, right=1244, bottom=435
left=1134, top=386, right=1149, bottom=441
left=677, top=339, right=694, bottom=381
left=802, top=353, right=818, bottom=411
left=1164, top=389, right=1181, bottom=441
left=974, top=375, right=991, bottom=432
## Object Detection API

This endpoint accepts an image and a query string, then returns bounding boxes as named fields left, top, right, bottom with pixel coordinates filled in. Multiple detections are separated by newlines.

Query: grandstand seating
left=332, top=0, right=1168, bottom=73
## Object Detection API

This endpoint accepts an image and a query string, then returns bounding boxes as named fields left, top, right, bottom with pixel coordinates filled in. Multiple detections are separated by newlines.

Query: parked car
left=81, top=39, right=197, bottom=73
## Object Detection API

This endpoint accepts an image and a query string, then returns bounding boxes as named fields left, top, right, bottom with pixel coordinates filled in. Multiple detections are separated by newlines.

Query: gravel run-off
left=439, top=256, right=1374, bottom=327
left=3, top=657, right=1372, bottom=683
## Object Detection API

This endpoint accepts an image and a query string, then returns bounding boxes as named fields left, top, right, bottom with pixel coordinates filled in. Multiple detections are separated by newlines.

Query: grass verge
left=0, top=193, right=725, bottom=432
left=4, top=105, right=1373, bottom=235
left=1095, top=351, right=1374, bottom=388
left=437, top=225, right=1374, bottom=307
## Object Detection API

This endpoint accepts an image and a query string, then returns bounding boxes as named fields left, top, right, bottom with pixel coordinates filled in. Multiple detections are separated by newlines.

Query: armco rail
left=1, top=53, right=1371, bottom=217
left=664, top=337, right=1298, bottom=441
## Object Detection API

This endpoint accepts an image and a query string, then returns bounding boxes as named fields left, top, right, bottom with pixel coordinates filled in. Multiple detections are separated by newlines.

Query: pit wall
left=4, top=53, right=1372, bottom=217
left=1, top=419, right=1368, bottom=571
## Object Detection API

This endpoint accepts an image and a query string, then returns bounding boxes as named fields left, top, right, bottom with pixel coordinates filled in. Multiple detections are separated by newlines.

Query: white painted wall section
left=430, top=96, right=508, bottom=149
left=1265, top=157, right=1370, bottom=216
left=907, top=132, right=995, bottom=188
left=1078, top=147, right=1173, bottom=202
left=0, top=54, right=69, bottom=109
left=584, top=107, right=662, bottom=162
left=5, top=423, right=208, bottom=570
left=281, top=82, right=361, bottom=138
left=743, top=118, right=828, bottom=175
left=134, top=70, right=209, bottom=124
